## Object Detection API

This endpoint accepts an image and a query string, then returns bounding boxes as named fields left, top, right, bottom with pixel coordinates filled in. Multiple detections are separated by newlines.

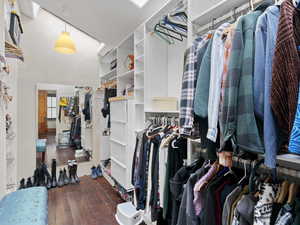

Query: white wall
left=18, top=9, right=100, bottom=180
left=47, top=120, right=56, bottom=129
left=0, top=0, right=6, bottom=198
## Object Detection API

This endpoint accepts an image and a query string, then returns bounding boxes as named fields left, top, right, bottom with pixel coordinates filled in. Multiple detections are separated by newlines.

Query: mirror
left=36, top=84, right=93, bottom=167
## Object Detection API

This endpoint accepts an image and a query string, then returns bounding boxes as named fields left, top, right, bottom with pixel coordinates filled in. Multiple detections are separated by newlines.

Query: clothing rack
left=145, top=112, right=179, bottom=127
left=193, top=0, right=266, bottom=36
left=194, top=148, right=300, bottom=184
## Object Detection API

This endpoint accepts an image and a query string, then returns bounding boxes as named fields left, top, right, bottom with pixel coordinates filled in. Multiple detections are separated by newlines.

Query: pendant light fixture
left=54, top=23, right=76, bottom=54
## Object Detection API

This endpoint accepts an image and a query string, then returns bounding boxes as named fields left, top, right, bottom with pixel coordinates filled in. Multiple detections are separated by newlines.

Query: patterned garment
left=179, top=34, right=211, bottom=136
left=221, top=10, right=265, bottom=154
left=193, top=162, right=218, bottom=215
left=219, top=24, right=236, bottom=148
left=253, top=183, right=278, bottom=225
left=289, top=85, right=300, bottom=154
left=275, top=205, right=293, bottom=225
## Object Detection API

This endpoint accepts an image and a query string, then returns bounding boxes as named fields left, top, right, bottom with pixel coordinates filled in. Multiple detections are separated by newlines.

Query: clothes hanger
left=277, top=181, right=290, bottom=204
left=288, top=183, right=298, bottom=204
left=238, top=160, right=248, bottom=185
left=154, top=29, right=175, bottom=44
left=275, top=182, right=282, bottom=202
left=154, top=23, right=186, bottom=42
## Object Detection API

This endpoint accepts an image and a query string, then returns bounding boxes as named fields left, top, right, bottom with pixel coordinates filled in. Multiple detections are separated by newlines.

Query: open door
left=38, top=90, right=48, bottom=137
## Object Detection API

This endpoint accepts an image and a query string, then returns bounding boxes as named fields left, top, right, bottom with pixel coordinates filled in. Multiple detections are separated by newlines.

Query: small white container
left=152, top=97, right=178, bottom=111
left=115, top=202, right=142, bottom=225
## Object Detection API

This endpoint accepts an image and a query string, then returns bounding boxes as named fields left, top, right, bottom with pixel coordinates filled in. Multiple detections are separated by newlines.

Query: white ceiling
left=31, top=0, right=169, bottom=46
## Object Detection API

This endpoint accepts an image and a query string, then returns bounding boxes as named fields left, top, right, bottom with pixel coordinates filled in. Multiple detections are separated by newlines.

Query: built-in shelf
left=135, top=102, right=144, bottom=105
left=100, top=68, right=117, bottom=79
left=111, top=119, right=127, bottom=124
left=135, top=71, right=144, bottom=76
left=134, top=87, right=144, bottom=91
left=135, top=55, right=144, bottom=62
left=118, top=69, right=134, bottom=79
left=110, top=138, right=127, bottom=147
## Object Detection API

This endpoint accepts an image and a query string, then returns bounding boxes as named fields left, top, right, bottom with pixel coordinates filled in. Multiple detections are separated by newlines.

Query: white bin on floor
left=115, top=202, right=142, bottom=225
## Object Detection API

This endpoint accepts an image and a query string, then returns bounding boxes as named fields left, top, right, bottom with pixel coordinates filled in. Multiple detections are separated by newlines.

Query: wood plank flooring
left=48, top=176, right=124, bottom=225
left=37, top=133, right=88, bottom=167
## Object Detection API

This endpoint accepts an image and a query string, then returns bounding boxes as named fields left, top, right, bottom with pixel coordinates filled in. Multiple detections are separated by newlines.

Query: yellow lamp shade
left=54, top=31, right=76, bottom=54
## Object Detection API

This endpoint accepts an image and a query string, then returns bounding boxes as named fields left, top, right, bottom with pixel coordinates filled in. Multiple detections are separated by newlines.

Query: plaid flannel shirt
left=221, top=11, right=264, bottom=153
left=179, top=34, right=211, bottom=136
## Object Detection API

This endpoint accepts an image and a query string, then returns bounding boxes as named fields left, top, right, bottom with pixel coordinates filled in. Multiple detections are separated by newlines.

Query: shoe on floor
left=26, top=177, right=33, bottom=188
left=69, top=165, right=76, bottom=184
left=57, top=169, right=64, bottom=187
left=19, top=178, right=25, bottom=189
left=73, top=161, right=80, bottom=183
left=63, top=168, right=69, bottom=185
left=91, top=166, right=98, bottom=179
left=96, top=165, right=103, bottom=177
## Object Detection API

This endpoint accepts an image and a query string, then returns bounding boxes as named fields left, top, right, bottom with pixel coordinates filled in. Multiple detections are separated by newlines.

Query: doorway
left=36, top=84, right=93, bottom=168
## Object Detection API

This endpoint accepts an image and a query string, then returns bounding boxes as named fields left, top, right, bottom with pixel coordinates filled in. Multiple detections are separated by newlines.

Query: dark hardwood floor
left=37, top=133, right=88, bottom=167
left=48, top=176, right=124, bottom=225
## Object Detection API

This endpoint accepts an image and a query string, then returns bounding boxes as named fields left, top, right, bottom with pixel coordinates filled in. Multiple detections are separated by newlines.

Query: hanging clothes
left=207, top=22, right=231, bottom=143
left=271, top=0, right=300, bottom=149
left=101, top=87, right=117, bottom=129
left=289, top=85, right=300, bottom=154
left=179, top=33, right=212, bottom=137
left=82, top=92, right=92, bottom=121
left=254, top=5, right=280, bottom=168
left=163, top=137, right=187, bottom=222
left=221, top=6, right=269, bottom=154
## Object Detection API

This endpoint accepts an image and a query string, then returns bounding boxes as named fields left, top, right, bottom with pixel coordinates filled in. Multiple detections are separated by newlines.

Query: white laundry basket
left=115, top=202, right=142, bottom=225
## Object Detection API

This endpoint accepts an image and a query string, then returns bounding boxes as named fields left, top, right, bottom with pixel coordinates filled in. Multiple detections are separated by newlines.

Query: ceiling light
left=129, top=0, right=150, bottom=8
left=54, top=24, right=76, bottom=54
left=98, top=43, right=105, bottom=52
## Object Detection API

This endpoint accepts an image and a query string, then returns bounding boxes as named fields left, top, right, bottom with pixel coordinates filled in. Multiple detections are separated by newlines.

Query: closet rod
left=193, top=0, right=266, bottom=36
left=195, top=148, right=300, bottom=183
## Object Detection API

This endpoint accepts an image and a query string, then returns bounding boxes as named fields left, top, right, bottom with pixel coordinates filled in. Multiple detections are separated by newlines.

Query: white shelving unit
left=99, top=48, right=117, bottom=82
left=134, top=24, right=146, bottom=131
left=98, top=0, right=186, bottom=195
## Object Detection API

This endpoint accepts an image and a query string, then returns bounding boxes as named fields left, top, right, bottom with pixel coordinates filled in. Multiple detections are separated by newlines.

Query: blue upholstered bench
left=36, top=139, right=47, bottom=162
left=36, top=139, right=47, bottom=152
left=0, top=187, right=48, bottom=225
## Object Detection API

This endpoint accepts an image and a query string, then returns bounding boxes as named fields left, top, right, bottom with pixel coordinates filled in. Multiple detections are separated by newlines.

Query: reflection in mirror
left=36, top=84, right=93, bottom=168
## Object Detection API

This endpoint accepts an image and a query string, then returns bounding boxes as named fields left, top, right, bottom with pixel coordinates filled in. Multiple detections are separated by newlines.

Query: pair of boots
left=91, top=165, right=103, bottom=179
left=68, top=160, right=80, bottom=184
left=19, top=163, right=51, bottom=189
left=55, top=159, right=80, bottom=187
left=18, top=177, right=33, bottom=190
left=57, top=168, right=70, bottom=187
left=34, top=163, right=52, bottom=189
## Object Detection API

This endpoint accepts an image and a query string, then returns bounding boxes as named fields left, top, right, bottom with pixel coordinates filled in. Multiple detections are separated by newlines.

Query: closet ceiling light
left=54, top=31, right=76, bottom=54
left=129, top=0, right=149, bottom=8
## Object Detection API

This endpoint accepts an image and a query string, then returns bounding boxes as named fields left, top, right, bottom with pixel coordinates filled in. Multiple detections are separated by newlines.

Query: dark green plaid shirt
left=221, top=11, right=264, bottom=154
